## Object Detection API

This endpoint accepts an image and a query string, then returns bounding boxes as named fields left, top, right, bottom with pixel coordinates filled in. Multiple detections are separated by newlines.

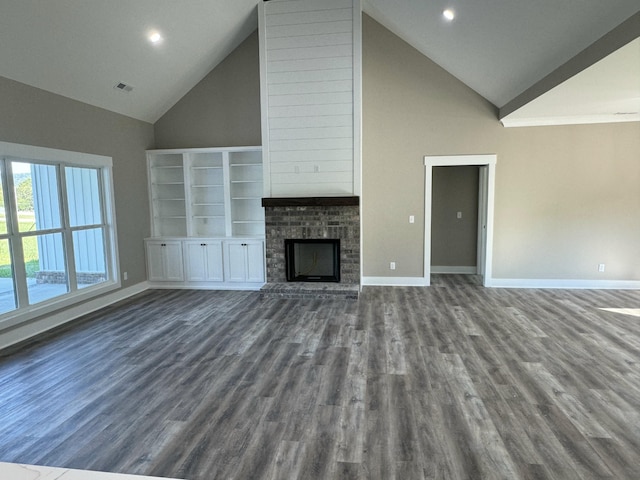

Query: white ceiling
left=501, top=38, right=640, bottom=127
left=0, top=0, right=258, bottom=123
left=0, top=0, right=638, bottom=125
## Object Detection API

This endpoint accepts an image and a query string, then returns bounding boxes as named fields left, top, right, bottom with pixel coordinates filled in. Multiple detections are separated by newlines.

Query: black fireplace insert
left=285, top=239, right=340, bottom=282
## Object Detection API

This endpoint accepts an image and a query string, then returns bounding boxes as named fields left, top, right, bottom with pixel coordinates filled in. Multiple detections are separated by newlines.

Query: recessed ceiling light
left=148, top=31, right=163, bottom=44
left=443, top=9, right=455, bottom=21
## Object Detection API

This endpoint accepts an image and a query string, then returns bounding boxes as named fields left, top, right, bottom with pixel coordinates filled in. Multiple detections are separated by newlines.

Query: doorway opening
left=424, top=155, right=496, bottom=287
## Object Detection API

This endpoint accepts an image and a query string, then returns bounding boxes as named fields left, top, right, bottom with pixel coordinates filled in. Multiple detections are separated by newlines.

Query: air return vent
left=113, top=82, right=133, bottom=93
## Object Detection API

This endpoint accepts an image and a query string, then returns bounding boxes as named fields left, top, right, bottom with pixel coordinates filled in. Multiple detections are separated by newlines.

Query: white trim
left=424, top=155, right=497, bottom=287
left=501, top=114, right=640, bottom=128
left=491, top=278, right=640, bottom=290
left=258, top=1, right=271, bottom=197
left=0, top=281, right=150, bottom=351
left=146, top=146, right=262, bottom=155
left=352, top=0, right=362, bottom=197
left=147, top=283, right=264, bottom=291
left=0, top=141, right=112, bottom=167
left=353, top=0, right=364, bottom=288
left=361, top=276, right=429, bottom=287
left=431, top=266, right=477, bottom=274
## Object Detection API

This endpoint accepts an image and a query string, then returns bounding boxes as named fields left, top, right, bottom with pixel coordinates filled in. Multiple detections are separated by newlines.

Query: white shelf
left=147, top=147, right=264, bottom=238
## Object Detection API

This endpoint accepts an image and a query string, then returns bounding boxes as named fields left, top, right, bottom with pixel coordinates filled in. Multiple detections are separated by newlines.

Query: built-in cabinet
left=224, top=240, right=266, bottom=283
left=184, top=240, right=224, bottom=282
left=146, top=240, right=184, bottom=283
left=145, top=147, right=265, bottom=290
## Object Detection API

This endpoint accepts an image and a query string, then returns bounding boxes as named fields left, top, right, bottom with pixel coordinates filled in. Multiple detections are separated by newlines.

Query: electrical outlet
left=598, top=264, right=605, bottom=273
left=390, top=262, right=396, bottom=270
left=123, top=271, right=128, bottom=280
left=457, top=211, right=462, bottom=219
left=409, top=215, right=415, bottom=224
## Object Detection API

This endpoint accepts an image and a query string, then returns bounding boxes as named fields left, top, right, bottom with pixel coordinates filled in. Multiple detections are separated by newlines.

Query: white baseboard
left=0, top=281, right=150, bottom=351
left=361, top=276, right=429, bottom=287
left=430, top=266, right=477, bottom=274
left=147, top=282, right=264, bottom=291
left=490, top=278, right=640, bottom=290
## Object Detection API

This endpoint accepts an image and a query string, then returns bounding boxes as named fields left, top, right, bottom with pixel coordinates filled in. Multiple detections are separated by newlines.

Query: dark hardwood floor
left=1, top=275, right=639, bottom=479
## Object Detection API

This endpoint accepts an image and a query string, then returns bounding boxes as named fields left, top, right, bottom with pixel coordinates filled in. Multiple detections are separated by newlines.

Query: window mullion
left=4, top=160, right=29, bottom=308
left=58, top=165, right=77, bottom=293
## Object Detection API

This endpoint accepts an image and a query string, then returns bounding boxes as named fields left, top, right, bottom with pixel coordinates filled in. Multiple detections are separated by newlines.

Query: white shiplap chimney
left=259, top=0, right=362, bottom=197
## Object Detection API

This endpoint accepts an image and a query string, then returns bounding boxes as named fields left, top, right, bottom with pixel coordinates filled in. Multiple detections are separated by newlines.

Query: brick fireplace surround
left=260, top=197, right=360, bottom=299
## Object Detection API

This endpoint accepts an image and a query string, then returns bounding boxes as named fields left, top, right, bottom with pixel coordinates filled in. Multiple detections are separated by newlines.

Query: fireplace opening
left=285, top=239, right=340, bottom=282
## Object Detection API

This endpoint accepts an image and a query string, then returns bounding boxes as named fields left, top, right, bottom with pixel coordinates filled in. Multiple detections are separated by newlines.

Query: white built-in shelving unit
left=145, top=146, right=265, bottom=290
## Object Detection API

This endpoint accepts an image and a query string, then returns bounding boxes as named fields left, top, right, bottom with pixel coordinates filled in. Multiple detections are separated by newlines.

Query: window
left=0, top=142, right=119, bottom=324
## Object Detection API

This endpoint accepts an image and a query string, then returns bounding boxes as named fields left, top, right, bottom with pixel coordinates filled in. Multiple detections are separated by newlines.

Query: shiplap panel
left=269, top=126, right=352, bottom=141
left=269, top=91, right=353, bottom=107
left=267, top=32, right=352, bottom=50
left=268, top=79, right=352, bottom=96
left=267, top=56, right=352, bottom=74
left=269, top=149, right=353, bottom=163
left=266, top=21, right=352, bottom=39
left=269, top=114, right=352, bottom=129
left=272, top=171, right=353, bottom=185
left=270, top=138, right=353, bottom=152
left=267, top=44, right=352, bottom=62
left=268, top=104, right=353, bottom=118
left=271, top=182, right=353, bottom=196
left=266, top=0, right=351, bottom=15
left=266, top=8, right=351, bottom=27
left=270, top=161, right=353, bottom=174
left=268, top=68, right=352, bottom=85
left=262, top=0, right=355, bottom=196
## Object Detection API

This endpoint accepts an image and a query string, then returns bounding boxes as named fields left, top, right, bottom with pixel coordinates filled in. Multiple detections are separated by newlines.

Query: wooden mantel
left=261, top=197, right=359, bottom=207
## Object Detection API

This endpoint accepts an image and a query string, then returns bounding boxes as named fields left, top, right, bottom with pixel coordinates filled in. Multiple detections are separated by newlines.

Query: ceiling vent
left=113, top=82, right=133, bottom=93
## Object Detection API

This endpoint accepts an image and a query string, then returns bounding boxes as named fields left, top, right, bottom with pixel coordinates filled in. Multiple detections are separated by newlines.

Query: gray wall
left=154, top=31, right=261, bottom=148
left=0, top=75, right=154, bottom=289
left=362, top=14, right=640, bottom=281
left=431, top=166, right=479, bottom=268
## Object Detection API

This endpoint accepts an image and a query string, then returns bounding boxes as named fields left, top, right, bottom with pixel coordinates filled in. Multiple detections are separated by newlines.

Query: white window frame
left=0, top=141, right=120, bottom=332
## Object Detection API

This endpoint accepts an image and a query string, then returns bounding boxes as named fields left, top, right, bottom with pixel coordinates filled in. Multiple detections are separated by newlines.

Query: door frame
left=424, top=155, right=497, bottom=287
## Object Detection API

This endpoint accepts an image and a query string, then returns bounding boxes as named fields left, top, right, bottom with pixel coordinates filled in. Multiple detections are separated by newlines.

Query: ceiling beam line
left=499, top=10, right=640, bottom=120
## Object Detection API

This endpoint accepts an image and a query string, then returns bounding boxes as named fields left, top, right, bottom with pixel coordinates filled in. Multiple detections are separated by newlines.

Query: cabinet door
left=185, top=241, right=224, bottom=282
left=163, top=242, right=185, bottom=281
left=184, top=242, right=207, bottom=281
left=245, top=241, right=265, bottom=283
left=225, top=242, right=248, bottom=282
left=146, top=242, right=167, bottom=282
left=224, top=240, right=265, bottom=283
left=203, top=242, right=224, bottom=282
left=146, top=241, right=184, bottom=282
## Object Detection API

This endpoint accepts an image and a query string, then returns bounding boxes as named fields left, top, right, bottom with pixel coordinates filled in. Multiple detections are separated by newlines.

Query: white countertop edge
left=0, top=462, right=184, bottom=480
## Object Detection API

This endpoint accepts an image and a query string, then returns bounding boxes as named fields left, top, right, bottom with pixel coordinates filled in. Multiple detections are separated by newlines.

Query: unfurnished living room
left=0, top=1, right=639, bottom=479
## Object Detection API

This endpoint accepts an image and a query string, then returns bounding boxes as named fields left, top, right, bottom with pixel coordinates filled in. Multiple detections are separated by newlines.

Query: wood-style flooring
left=1, top=275, right=639, bottom=479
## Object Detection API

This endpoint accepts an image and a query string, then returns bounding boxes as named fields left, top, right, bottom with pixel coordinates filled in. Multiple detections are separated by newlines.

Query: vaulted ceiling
left=1, top=0, right=638, bottom=125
